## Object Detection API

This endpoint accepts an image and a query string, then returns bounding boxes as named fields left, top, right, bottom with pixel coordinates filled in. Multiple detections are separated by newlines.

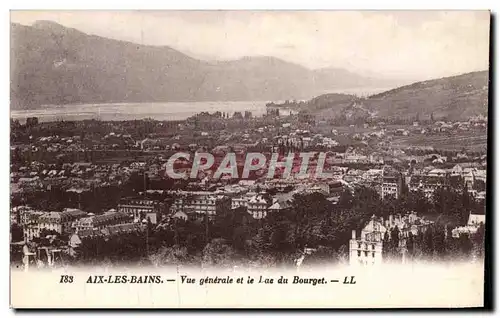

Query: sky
left=10, top=10, right=491, bottom=80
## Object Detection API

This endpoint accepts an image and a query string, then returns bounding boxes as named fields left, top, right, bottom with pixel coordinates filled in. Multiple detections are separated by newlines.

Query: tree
left=74, top=236, right=107, bottom=265
left=473, top=179, right=486, bottom=192
left=10, top=224, right=24, bottom=242
left=431, top=225, right=446, bottom=260
left=411, top=189, right=430, bottom=215
left=338, top=189, right=354, bottom=208
left=472, top=223, right=485, bottom=260
left=301, top=246, right=338, bottom=267
left=432, top=186, right=464, bottom=224
left=337, top=245, right=349, bottom=264
left=422, top=227, right=434, bottom=258
left=457, top=233, right=473, bottom=259
left=406, top=232, right=415, bottom=258
left=461, top=184, right=472, bottom=224
left=249, top=226, right=271, bottom=255
left=444, top=236, right=461, bottom=261
left=232, top=226, right=249, bottom=252
left=149, top=245, right=191, bottom=267
left=389, top=226, right=400, bottom=260
left=202, top=238, right=238, bottom=268
left=382, top=231, right=390, bottom=258
left=146, top=216, right=154, bottom=232
left=39, top=228, right=60, bottom=239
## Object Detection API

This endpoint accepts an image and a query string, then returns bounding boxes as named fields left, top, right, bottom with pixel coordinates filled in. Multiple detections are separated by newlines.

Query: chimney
left=351, top=230, right=356, bottom=240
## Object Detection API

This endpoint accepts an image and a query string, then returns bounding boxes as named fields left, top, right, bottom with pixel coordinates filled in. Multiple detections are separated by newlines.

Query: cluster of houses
left=11, top=156, right=487, bottom=246
left=11, top=113, right=487, bottom=269
left=14, top=205, right=144, bottom=243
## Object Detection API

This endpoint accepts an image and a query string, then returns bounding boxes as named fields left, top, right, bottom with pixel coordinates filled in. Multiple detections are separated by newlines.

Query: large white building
left=408, top=175, right=445, bottom=199
left=468, top=213, right=486, bottom=226
left=230, top=192, right=271, bottom=219
left=170, top=191, right=232, bottom=220
left=118, top=197, right=166, bottom=225
left=381, top=172, right=403, bottom=199
left=452, top=212, right=486, bottom=238
left=247, top=195, right=269, bottom=219
left=23, top=209, right=87, bottom=241
left=72, top=211, right=131, bottom=232
left=349, top=216, right=386, bottom=266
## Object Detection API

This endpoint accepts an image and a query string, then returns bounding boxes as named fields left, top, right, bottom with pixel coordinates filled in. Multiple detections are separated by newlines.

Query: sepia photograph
left=9, top=10, right=490, bottom=309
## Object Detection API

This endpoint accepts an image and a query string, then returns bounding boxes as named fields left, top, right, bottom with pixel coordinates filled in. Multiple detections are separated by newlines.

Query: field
left=390, top=132, right=488, bottom=152
left=312, top=123, right=488, bottom=153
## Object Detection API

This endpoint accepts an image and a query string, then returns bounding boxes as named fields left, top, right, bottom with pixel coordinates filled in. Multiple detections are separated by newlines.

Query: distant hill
left=363, top=71, right=489, bottom=121
left=10, top=21, right=400, bottom=109
left=307, top=71, right=489, bottom=122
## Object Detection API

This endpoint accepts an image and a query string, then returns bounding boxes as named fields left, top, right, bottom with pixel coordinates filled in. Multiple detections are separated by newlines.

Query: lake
left=10, top=87, right=394, bottom=123
left=10, top=101, right=272, bottom=123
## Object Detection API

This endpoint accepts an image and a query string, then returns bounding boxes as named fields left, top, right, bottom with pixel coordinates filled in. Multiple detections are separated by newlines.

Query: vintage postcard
left=9, top=10, right=490, bottom=308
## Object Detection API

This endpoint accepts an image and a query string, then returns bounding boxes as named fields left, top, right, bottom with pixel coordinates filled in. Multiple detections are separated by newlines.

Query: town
left=10, top=107, right=487, bottom=270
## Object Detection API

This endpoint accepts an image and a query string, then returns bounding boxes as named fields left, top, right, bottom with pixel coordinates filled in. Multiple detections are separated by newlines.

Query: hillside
left=306, top=93, right=358, bottom=116
left=363, top=71, right=489, bottom=121
left=10, top=21, right=398, bottom=109
left=306, top=71, right=489, bottom=122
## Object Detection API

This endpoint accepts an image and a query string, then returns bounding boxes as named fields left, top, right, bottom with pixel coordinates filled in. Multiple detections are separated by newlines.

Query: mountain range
left=10, top=20, right=406, bottom=109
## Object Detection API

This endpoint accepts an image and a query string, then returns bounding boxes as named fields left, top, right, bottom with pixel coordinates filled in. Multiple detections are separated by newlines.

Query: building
left=268, top=196, right=293, bottom=214
left=103, top=223, right=145, bottom=236
left=69, top=222, right=145, bottom=255
left=452, top=212, right=485, bottom=238
left=72, top=211, right=131, bottom=232
left=18, top=207, right=44, bottom=228
left=170, top=211, right=189, bottom=221
left=408, top=175, right=445, bottom=199
left=247, top=194, right=269, bottom=219
left=468, top=212, right=485, bottom=227
left=427, top=168, right=448, bottom=178
left=450, top=164, right=486, bottom=188
left=349, top=215, right=386, bottom=266
left=381, top=171, right=403, bottom=199
left=384, top=213, right=433, bottom=238
left=349, top=213, right=433, bottom=266
left=232, top=197, right=248, bottom=210
left=297, top=183, right=330, bottom=196
left=229, top=191, right=273, bottom=219
left=118, top=197, right=166, bottom=225
left=24, top=209, right=87, bottom=241
left=170, top=191, right=232, bottom=220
